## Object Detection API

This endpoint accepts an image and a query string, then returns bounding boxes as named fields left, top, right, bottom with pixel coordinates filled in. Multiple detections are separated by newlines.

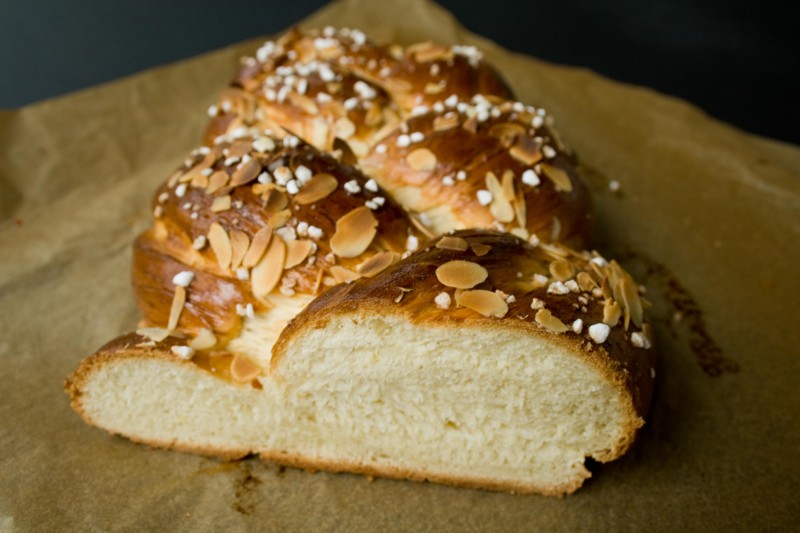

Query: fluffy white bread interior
left=76, top=312, right=635, bottom=495
left=273, top=314, right=634, bottom=494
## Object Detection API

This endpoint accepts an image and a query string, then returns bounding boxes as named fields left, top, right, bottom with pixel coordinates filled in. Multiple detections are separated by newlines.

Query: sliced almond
left=136, top=327, right=171, bottom=342
left=435, top=236, right=469, bottom=251
left=333, top=117, right=356, bottom=140
left=230, top=353, right=262, bottom=383
left=242, top=226, right=273, bottom=268
left=549, top=259, right=575, bottom=282
left=408, top=41, right=453, bottom=62
left=501, top=170, right=516, bottom=202
left=251, top=237, right=286, bottom=300
left=357, top=251, right=397, bottom=278
left=287, top=92, right=319, bottom=114
left=620, top=275, right=644, bottom=329
left=470, top=243, right=492, bottom=256
left=514, top=178, right=527, bottom=228
left=509, top=136, right=542, bottom=166
left=229, top=159, right=261, bottom=187
left=329, top=265, right=361, bottom=283
left=364, top=103, right=383, bottom=127
left=190, top=172, right=209, bottom=189
left=603, top=299, right=622, bottom=327
left=285, top=239, right=313, bottom=269
left=229, top=230, right=250, bottom=270
left=486, top=171, right=514, bottom=223
left=208, top=223, right=232, bottom=270
left=167, top=286, right=186, bottom=331
left=263, top=188, right=289, bottom=214
left=455, top=290, right=508, bottom=318
left=189, top=328, right=217, bottom=351
left=489, top=122, right=526, bottom=144
left=330, top=206, right=378, bottom=258
left=436, top=260, right=488, bottom=289
left=406, top=148, right=437, bottom=172
left=180, top=151, right=217, bottom=183
left=424, top=82, right=445, bottom=94
left=294, top=173, right=338, bottom=205
left=210, top=195, right=232, bottom=212
left=267, top=209, right=292, bottom=229
left=227, top=139, right=253, bottom=158
left=206, top=171, right=230, bottom=194
left=384, top=77, right=412, bottom=93
left=540, top=163, right=573, bottom=192
left=534, top=308, right=569, bottom=333
left=577, top=271, right=598, bottom=292
left=433, top=113, right=460, bottom=131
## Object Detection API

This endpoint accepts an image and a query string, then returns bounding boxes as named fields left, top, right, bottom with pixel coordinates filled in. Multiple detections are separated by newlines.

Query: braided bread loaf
left=66, top=28, right=655, bottom=496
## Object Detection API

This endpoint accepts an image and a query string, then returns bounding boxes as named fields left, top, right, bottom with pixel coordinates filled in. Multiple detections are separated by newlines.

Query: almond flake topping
left=455, top=290, right=508, bottom=318
left=435, top=236, right=469, bottom=251
left=357, top=251, right=397, bottom=278
left=470, top=243, right=492, bottom=256
left=207, top=223, right=232, bottom=270
left=485, top=171, right=514, bottom=223
left=603, top=299, right=622, bottom=327
left=436, top=260, right=488, bottom=289
left=284, top=239, right=313, bottom=269
left=549, top=259, right=575, bottom=282
left=333, top=117, right=356, bottom=139
left=167, top=286, right=186, bottom=331
left=136, top=327, right=171, bottom=342
left=329, top=265, right=361, bottom=283
left=189, top=329, right=217, bottom=351
left=535, top=308, right=569, bottom=333
left=540, top=163, right=573, bottom=192
left=330, top=206, right=378, bottom=258
left=406, top=148, right=438, bottom=172
left=251, top=237, right=286, bottom=301
left=229, top=230, right=250, bottom=270
left=229, top=159, right=261, bottom=187
left=294, top=173, right=338, bottom=205
left=509, top=136, right=542, bottom=166
left=210, top=195, right=232, bottom=212
left=242, top=227, right=272, bottom=268
left=206, top=171, right=230, bottom=194
left=230, top=353, right=262, bottom=383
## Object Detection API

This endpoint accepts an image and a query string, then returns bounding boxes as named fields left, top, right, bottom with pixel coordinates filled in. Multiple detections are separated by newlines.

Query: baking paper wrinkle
left=0, top=0, right=798, bottom=531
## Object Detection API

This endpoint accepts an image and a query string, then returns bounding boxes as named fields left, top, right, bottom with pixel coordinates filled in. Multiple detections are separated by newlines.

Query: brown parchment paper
left=1, top=0, right=798, bottom=530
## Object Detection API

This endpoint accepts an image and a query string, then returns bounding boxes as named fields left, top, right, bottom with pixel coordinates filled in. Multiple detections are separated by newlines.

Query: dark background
left=1, top=0, right=796, bottom=145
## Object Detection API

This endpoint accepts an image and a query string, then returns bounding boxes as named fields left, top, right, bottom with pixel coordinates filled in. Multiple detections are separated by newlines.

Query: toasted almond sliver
left=486, top=171, right=514, bottom=223
left=136, top=327, right=171, bottom=342
left=294, top=173, right=339, bottom=205
left=514, top=177, right=527, bottom=228
left=210, top=195, right=232, bottom=212
left=357, top=251, right=397, bottom=278
left=206, top=171, right=230, bottom=194
left=535, top=308, right=569, bottom=333
left=229, top=159, right=261, bottom=187
left=190, top=172, right=209, bottom=189
left=230, top=353, right=262, bottom=383
left=620, top=276, right=644, bottom=329
left=384, top=77, right=412, bottom=93
left=406, top=148, right=437, bottom=172
left=433, top=113, right=460, bottom=131
left=229, top=230, right=250, bottom=270
left=549, top=259, right=575, bottom=282
left=333, top=117, right=356, bottom=140
left=436, top=236, right=469, bottom=252
left=540, top=163, right=573, bottom=192
left=455, top=290, right=508, bottom=318
left=268, top=209, right=292, bottom=229
left=509, top=136, right=542, bottom=166
left=167, top=286, right=186, bottom=331
left=263, top=188, right=289, bottom=214
left=577, top=271, right=598, bottom=292
left=603, top=299, right=622, bottom=327
left=251, top=237, right=286, bottom=301
left=285, top=239, right=313, bottom=269
left=208, top=223, right=232, bottom=270
left=436, top=260, right=488, bottom=289
left=189, top=328, right=217, bottom=351
left=488, top=122, right=526, bottom=141
left=227, top=139, right=253, bottom=158
left=329, top=265, right=361, bottom=283
left=242, top=227, right=273, bottom=269
left=501, top=170, right=516, bottom=202
left=287, top=92, right=319, bottom=114
left=330, top=206, right=378, bottom=258
left=470, top=243, right=492, bottom=256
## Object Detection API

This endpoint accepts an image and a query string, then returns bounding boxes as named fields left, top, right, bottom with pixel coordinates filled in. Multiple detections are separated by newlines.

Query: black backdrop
left=1, top=0, right=796, bottom=144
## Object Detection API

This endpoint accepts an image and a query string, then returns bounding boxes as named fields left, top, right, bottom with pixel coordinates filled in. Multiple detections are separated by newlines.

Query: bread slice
left=67, top=230, right=654, bottom=495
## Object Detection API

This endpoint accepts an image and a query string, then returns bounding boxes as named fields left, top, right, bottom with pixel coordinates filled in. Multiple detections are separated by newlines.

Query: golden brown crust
left=275, top=230, right=655, bottom=435
left=203, top=27, right=513, bottom=154
left=135, top=133, right=419, bottom=337
left=360, top=98, right=592, bottom=248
